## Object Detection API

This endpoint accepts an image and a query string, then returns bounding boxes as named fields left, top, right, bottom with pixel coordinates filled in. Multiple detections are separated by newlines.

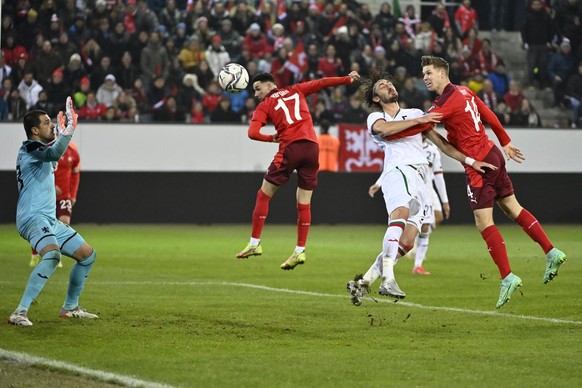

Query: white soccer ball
left=218, top=63, right=249, bottom=93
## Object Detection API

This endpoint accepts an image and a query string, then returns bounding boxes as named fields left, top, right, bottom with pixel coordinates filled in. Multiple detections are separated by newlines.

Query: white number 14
left=464, top=97, right=481, bottom=132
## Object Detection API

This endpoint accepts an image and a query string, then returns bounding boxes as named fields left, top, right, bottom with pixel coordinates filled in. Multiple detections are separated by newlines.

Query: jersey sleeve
left=30, top=135, right=71, bottom=162
left=295, top=76, right=351, bottom=96
left=473, top=92, right=511, bottom=146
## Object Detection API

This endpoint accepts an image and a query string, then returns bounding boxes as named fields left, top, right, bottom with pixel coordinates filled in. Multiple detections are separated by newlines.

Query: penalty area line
left=93, top=280, right=582, bottom=326
left=0, top=348, right=174, bottom=388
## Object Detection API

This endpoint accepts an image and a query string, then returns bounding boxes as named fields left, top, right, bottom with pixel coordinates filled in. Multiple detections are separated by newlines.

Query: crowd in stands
left=0, top=0, right=581, bottom=127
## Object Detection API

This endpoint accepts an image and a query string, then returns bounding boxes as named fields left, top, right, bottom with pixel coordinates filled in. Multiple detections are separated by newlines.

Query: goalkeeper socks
left=515, top=209, right=553, bottom=254
left=18, top=250, right=61, bottom=311
left=251, top=189, right=271, bottom=239
left=296, top=203, right=311, bottom=247
left=481, top=225, right=511, bottom=278
left=63, top=250, right=96, bottom=310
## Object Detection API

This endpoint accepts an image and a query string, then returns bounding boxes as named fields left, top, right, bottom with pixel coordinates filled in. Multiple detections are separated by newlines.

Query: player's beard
left=379, top=94, right=398, bottom=104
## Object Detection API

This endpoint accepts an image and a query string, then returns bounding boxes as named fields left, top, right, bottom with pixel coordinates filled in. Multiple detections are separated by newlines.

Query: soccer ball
left=218, top=63, right=249, bottom=93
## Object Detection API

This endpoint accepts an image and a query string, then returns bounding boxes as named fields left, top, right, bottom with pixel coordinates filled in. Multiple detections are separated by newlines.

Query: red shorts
left=56, top=198, right=73, bottom=218
left=465, top=146, right=514, bottom=210
left=265, top=140, right=319, bottom=190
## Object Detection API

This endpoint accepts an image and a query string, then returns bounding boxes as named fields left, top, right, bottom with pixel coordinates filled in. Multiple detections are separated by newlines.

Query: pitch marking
left=0, top=348, right=174, bottom=388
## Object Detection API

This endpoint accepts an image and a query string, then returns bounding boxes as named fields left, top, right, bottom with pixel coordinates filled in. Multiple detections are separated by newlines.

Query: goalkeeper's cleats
left=236, top=243, right=262, bottom=259
left=496, top=273, right=522, bottom=309
left=543, top=248, right=566, bottom=284
left=8, top=310, right=32, bottom=327
left=379, top=278, right=406, bottom=299
left=59, top=306, right=98, bottom=319
left=280, top=251, right=306, bottom=270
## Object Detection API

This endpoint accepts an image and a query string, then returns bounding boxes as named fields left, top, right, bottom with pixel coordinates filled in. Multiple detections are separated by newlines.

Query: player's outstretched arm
left=502, top=143, right=525, bottom=163
left=374, top=112, right=441, bottom=137
left=426, top=129, right=497, bottom=173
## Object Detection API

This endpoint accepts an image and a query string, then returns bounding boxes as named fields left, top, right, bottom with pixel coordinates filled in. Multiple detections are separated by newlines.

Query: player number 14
left=465, top=97, right=481, bottom=132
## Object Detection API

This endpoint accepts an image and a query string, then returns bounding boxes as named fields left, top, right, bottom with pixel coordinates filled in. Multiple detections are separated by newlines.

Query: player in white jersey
left=346, top=70, right=495, bottom=305
left=367, top=136, right=450, bottom=275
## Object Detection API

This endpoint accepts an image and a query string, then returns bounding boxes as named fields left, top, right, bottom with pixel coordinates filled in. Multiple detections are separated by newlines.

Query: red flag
left=284, top=40, right=308, bottom=81
left=277, top=0, right=287, bottom=20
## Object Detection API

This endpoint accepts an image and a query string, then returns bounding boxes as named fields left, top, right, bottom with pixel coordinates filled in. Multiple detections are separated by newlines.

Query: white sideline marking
left=0, top=348, right=174, bottom=388
left=94, top=280, right=582, bottom=326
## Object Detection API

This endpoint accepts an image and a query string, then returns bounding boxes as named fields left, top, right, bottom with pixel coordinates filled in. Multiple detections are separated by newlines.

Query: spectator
left=147, top=76, right=169, bottom=118
left=476, top=39, right=502, bottom=75
left=218, top=19, right=243, bottom=60
left=270, top=47, right=294, bottom=87
left=328, top=26, right=353, bottom=72
left=205, top=35, right=231, bottom=78
left=113, top=91, right=137, bottom=122
left=110, top=21, right=131, bottom=66
left=17, top=71, right=43, bottom=109
left=268, top=23, right=286, bottom=53
left=190, top=101, right=208, bottom=123
left=240, top=96, right=256, bottom=124
left=90, top=55, right=114, bottom=91
left=193, top=60, right=215, bottom=91
left=503, top=80, right=525, bottom=113
left=45, top=14, right=63, bottom=46
left=478, top=79, right=502, bottom=112
left=96, top=74, right=123, bottom=108
left=330, top=87, right=350, bottom=122
left=77, top=91, right=107, bottom=120
left=80, top=39, right=102, bottom=73
left=45, top=68, right=71, bottom=113
left=179, top=37, right=206, bottom=73
left=73, top=76, right=92, bottom=108
left=115, top=51, right=140, bottom=91
left=178, top=73, right=205, bottom=112
left=463, top=27, right=482, bottom=57
left=153, top=95, right=186, bottom=122
left=231, top=1, right=258, bottom=37
left=35, top=40, right=64, bottom=86
left=400, top=77, right=427, bottom=109
left=68, top=13, right=92, bottom=48
left=510, top=98, right=542, bottom=127
left=64, top=53, right=88, bottom=93
left=340, top=95, right=368, bottom=124
left=443, top=27, right=463, bottom=60
left=227, top=87, right=249, bottom=114
left=16, top=9, right=42, bottom=50
left=7, top=88, right=27, bottom=120
left=208, top=1, right=230, bottom=32
left=317, top=119, right=340, bottom=172
left=521, top=0, right=555, bottom=89
left=129, top=77, right=148, bottom=116
left=202, top=80, right=224, bottom=114
left=140, top=31, right=170, bottom=87
left=399, top=4, right=421, bottom=39
left=54, top=33, right=77, bottom=67
left=159, top=0, right=183, bottom=36
left=415, top=22, right=438, bottom=55
left=547, top=38, right=576, bottom=107
left=454, top=0, right=478, bottom=40
left=191, top=16, right=213, bottom=48
left=318, top=44, right=343, bottom=78
left=210, top=95, right=242, bottom=123
left=427, top=3, right=451, bottom=38
left=243, top=23, right=271, bottom=60
left=31, top=90, right=57, bottom=117
left=488, top=61, right=511, bottom=96
left=372, top=2, right=396, bottom=36
left=564, top=61, right=582, bottom=128
left=134, top=0, right=159, bottom=35
left=172, top=23, right=190, bottom=52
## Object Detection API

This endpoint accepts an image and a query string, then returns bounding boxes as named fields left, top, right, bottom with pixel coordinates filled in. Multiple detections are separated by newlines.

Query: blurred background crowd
left=1, top=0, right=581, bottom=127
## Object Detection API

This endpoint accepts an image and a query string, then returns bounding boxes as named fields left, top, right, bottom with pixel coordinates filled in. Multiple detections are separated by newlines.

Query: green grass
left=0, top=224, right=581, bottom=387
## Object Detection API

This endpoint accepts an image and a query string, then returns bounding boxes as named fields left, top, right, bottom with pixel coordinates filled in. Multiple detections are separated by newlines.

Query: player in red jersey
left=236, top=71, right=361, bottom=270
left=29, top=141, right=81, bottom=268
left=421, top=55, right=567, bottom=308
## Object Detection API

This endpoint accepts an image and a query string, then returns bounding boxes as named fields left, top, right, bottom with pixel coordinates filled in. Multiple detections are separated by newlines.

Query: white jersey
left=367, top=108, right=428, bottom=173
left=423, top=138, right=449, bottom=205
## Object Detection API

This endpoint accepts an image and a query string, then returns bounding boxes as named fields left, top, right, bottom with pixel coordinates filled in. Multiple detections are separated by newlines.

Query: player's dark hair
left=23, top=110, right=47, bottom=139
left=320, top=119, right=331, bottom=134
left=421, top=55, right=449, bottom=75
left=252, top=72, right=275, bottom=85
left=360, top=67, right=393, bottom=111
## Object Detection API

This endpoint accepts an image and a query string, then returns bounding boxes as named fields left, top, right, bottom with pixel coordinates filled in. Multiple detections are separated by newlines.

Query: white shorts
left=381, top=164, right=430, bottom=230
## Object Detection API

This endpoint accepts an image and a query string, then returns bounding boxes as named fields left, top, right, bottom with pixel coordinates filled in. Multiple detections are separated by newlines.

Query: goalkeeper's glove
left=58, top=96, right=78, bottom=136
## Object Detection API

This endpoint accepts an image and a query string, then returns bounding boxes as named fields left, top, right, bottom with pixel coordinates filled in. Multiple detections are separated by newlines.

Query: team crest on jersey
left=41, top=227, right=50, bottom=233
left=460, top=88, right=469, bottom=95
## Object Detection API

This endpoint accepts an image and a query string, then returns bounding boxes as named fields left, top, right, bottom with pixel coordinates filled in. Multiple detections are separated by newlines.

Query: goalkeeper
left=8, top=97, right=99, bottom=327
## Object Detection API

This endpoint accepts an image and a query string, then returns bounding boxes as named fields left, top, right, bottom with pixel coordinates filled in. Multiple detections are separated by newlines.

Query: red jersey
left=429, top=83, right=511, bottom=162
left=454, top=5, right=478, bottom=34
left=55, top=142, right=81, bottom=202
left=250, top=76, right=352, bottom=153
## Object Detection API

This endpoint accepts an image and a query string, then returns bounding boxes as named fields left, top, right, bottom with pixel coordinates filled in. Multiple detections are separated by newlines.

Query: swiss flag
left=284, top=40, right=308, bottom=81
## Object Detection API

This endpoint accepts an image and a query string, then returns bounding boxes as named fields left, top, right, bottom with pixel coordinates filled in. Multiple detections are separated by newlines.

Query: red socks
left=515, top=209, right=553, bottom=254
left=481, top=225, right=511, bottom=278
left=297, top=203, right=311, bottom=247
left=251, top=189, right=271, bottom=239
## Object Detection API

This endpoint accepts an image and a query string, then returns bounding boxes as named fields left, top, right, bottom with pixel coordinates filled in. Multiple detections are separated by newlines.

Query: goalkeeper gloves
left=58, top=96, right=78, bottom=136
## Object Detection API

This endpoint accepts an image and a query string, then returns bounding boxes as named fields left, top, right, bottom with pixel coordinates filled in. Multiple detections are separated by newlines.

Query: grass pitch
left=0, top=223, right=581, bottom=387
